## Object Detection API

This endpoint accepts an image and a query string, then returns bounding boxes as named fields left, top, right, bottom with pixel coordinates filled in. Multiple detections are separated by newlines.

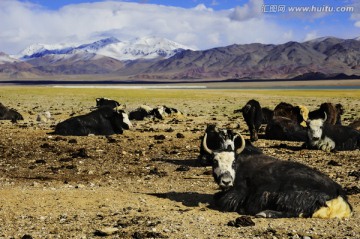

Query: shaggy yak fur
left=202, top=133, right=353, bottom=218
left=54, top=107, right=131, bottom=136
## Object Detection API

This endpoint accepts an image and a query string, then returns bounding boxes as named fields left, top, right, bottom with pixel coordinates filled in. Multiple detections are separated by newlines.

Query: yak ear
left=234, top=133, right=245, bottom=155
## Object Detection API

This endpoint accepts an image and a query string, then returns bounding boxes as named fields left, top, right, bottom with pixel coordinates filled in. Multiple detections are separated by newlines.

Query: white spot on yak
left=219, top=129, right=235, bottom=151
left=122, top=112, right=132, bottom=128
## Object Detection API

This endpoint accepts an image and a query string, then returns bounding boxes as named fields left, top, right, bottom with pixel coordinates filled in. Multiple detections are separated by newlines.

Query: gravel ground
left=0, top=87, right=359, bottom=239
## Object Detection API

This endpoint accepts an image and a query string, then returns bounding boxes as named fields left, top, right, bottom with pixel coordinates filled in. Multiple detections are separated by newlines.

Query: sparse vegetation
left=0, top=86, right=359, bottom=238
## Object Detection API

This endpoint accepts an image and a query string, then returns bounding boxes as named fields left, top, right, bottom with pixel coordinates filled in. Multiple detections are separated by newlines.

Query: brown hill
left=1, top=37, right=360, bottom=80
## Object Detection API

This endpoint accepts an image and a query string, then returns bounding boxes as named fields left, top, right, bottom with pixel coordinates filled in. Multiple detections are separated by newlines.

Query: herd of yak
left=234, top=99, right=360, bottom=151
left=1, top=97, right=359, bottom=219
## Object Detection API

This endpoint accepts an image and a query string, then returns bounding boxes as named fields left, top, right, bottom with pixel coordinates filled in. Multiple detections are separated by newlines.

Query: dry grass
left=1, top=86, right=359, bottom=121
left=0, top=86, right=359, bottom=238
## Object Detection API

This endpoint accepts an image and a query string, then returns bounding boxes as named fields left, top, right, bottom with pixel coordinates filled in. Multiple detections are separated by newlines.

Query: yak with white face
left=202, top=133, right=245, bottom=189
left=203, top=132, right=352, bottom=219
left=198, top=125, right=237, bottom=166
left=307, top=113, right=360, bottom=151
left=198, top=125, right=262, bottom=166
left=307, top=118, right=335, bottom=151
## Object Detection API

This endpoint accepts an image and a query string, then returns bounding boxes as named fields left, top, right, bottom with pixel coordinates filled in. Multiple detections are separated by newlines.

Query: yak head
left=204, top=125, right=237, bottom=151
left=307, top=112, right=327, bottom=141
left=120, top=110, right=132, bottom=129
left=106, top=108, right=132, bottom=131
left=202, top=132, right=245, bottom=190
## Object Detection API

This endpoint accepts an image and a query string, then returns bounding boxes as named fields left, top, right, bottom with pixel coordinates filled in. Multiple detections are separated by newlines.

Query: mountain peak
left=77, top=37, right=120, bottom=52
left=18, top=36, right=192, bottom=61
left=304, top=36, right=343, bottom=43
left=2, top=36, right=360, bottom=79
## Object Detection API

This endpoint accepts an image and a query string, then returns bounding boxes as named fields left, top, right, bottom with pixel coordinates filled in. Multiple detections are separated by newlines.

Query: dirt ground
left=0, top=87, right=359, bottom=239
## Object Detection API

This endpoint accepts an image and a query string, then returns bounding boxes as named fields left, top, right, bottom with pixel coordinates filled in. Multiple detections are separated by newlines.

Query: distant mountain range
left=1, top=36, right=360, bottom=81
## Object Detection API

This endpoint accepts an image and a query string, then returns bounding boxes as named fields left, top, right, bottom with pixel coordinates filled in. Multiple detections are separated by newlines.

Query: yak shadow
left=147, top=191, right=214, bottom=208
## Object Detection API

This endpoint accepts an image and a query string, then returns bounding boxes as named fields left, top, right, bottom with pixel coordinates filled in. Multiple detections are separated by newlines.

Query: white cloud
left=0, top=0, right=302, bottom=54
left=229, top=0, right=264, bottom=21
left=303, top=31, right=319, bottom=42
left=350, top=1, right=360, bottom=27
left=193, top=4, right=213, bottom=11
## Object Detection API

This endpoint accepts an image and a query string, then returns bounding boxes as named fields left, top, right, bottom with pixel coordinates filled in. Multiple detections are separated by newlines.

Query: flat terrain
left=0, top=86, right=359, bottom=239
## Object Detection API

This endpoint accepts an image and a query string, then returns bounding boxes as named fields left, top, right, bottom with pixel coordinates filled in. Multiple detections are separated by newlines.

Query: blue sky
left=2, top=0, right=359, bottom=54
left=22, top=0, right=251, bottom=10
left=19, top=0, right=356, bottom=11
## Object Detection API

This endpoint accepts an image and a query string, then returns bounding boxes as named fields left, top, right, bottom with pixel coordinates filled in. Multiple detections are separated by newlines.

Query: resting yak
left=202, top=133, right=352, bottom=218
left=309, top=102, right=344, bottom=125
left=198, top=125, right=262, bottom=166
left=306, top=113, right=360, bottom=151
left=54, top=107, right=131, bottom=136
left=265, top=102, right=308, bottom=141
left=272, top=102, right=308, bottom=127
left=265, top=116, right=308, bottom=141
left=0, top=102, right=24, bottom=123
left=129, top=105, right=182, bottom=121
left=198, top=125, right=238, bottom=165
left=95, top=97, right=122, bottom=109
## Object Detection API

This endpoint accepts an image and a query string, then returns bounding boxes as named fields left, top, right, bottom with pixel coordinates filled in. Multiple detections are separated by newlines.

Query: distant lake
left=1, top=78, right=360, bottom=90
left=50, top=84, right=360, bottom=90
left=209, top=85, right=360, bottom=90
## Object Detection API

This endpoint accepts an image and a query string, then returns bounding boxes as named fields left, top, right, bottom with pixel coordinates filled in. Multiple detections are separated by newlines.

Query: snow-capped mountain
left=3, top=35, right=359, bottom=80
left=19, top=43, right=78, bottom=59
left=19, top=36, right=192, bottom=61
left=304, top=36, right=343, bottom=43
left=96, top=36, right=192, bottom=61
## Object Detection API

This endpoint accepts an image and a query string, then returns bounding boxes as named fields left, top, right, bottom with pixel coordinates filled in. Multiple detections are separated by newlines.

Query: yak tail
left=312, top=196, right=352, bottom=219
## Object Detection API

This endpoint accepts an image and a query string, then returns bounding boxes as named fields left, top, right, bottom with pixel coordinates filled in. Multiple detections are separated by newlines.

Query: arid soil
left=0, top=87, right=359, bottom=239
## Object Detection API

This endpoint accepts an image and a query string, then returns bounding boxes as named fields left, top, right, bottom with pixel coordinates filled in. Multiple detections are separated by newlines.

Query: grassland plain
left=0, top=86, right=359, bottom=238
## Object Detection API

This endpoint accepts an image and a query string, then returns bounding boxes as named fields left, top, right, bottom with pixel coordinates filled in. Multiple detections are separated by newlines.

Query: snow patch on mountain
left=18, top=36, right=192, bottom=61
left=0, top=52, right=19, bottom=64
left=304, top=36, right=343, bottom=43
left=97, top=36, right=192, bottom=61
left=19, top=43, right=77, bottom=58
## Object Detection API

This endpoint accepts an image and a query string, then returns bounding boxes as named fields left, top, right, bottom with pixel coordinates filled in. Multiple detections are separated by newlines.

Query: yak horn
left=202, top=133, right=213, bottom=154
left=323, top=112, right=327, bottom=122
left=234, top=133, right=246, bottom=155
